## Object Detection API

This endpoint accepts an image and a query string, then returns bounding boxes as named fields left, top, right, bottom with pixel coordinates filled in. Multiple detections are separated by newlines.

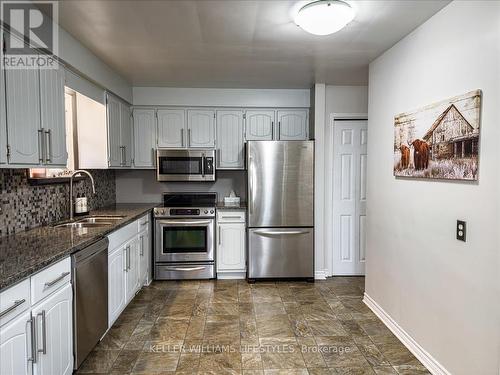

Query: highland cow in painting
left=394, top=90, right=481, bottom=180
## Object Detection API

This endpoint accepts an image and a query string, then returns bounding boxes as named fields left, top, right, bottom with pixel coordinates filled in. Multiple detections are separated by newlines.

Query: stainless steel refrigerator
left=247, top=141, right=314, bottom=280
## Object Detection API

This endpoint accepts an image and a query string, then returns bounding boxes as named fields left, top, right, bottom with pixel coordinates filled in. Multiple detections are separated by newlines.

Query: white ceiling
left=55, top=0, right=450, bottom=88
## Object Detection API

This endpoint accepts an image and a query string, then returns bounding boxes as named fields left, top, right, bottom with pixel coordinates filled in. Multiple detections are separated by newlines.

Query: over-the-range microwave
left=156, top=149, right=215, bottom=181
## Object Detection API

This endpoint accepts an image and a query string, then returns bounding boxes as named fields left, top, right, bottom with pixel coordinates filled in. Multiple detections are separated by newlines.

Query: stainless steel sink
left=77, top=216, right=125, bottom=223
left=54, top=222, right=113, bottom=229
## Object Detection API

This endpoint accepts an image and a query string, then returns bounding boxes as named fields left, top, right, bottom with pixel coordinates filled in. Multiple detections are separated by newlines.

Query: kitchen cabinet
left=133, top=109, right=156, bottom=168
left=31, top=284, right=73, bottom=375
left=108, top=246, right=126, bottom=327
left=277, top=110, right=308, bottom=140
left=125, top=237, right=140, bottom=303
left=0, top=66, right=7, bottom=164
left=187, top=109, right=215, bottom=148
left=5, top=65, right=42, bottom=165
left=138, top=224, right=150, bottom=287
left=39, top=68, right=68, bottom=166
left=216, top=110, right=244, bottom=169
left=106, top=93, right=132, bottom=167
left=157, top=109, right=185, bottom=148
left=245, top=110, right=275, bottom=141
left=0, top=311, right=32, bottom=375
left=216, top=209, right=246, bottom=279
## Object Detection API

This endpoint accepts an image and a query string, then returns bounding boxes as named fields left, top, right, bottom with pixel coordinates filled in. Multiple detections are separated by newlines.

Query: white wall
left=314, top=85, right=368, bottom=278
left=365, top=2, right=500, bottom=374
left=133, top=87, right=310, bottom=107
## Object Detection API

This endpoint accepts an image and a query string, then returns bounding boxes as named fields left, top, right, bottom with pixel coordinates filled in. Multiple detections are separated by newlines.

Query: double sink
left=54, top=215, right=126, bottom=229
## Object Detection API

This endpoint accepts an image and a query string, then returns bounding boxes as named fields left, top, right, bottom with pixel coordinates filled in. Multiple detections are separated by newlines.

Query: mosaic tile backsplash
left=0, top=169, right=116, bottom=237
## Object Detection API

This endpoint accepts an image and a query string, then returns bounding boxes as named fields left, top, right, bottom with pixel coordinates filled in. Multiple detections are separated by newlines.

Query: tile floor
left=77, top=277, right=430, bottom=375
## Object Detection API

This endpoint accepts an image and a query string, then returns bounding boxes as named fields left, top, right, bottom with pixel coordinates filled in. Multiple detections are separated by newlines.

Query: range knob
left=204, top=210, right=208, bottom=214
left=210, top=210, right=214, bottom=214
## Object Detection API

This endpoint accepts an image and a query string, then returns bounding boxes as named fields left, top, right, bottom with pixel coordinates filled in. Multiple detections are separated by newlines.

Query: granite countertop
left=0, top=203, right=156, bottom=291
left=216, top=202, right=247, bottom=210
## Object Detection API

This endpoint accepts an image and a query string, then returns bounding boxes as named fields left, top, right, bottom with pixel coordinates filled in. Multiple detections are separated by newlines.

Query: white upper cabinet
left=5, top=66, right=41, bottom=165
left=277, top=110, right=308, bottom=140
left=39, top=68, right=68, bottom=166
left=187, top=109, right=215, bottom=148
left=157, top=109, right=185, bottom=148
left=133, top=109, right=156, bottom=168
left=0, top=67, right=7, bottom=164
left=216, top=110, right=244, bottom=169
left=245, top=110, right=275, bottom=140
left=120, top=104, right=133, bottom=167
left=107, top=95, right=122, bottom=167
left=31, top=284, right=73, bottom=375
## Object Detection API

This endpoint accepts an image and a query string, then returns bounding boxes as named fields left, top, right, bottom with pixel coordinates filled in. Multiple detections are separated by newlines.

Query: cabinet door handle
left=44, top=271, right=70, bottom=289
left=127, top=245, right=131, bottom=270
left=277, top=121, right=281, bottom=140
left=271, top=121, right=274, bottom=140
left=123, top=248, right=128, bottom=271
left=37, top=310, right=47, bottom=355
left=218, top=226, right=222, bottom=246
left=180, top=128, right=184, bottom=147
left=38, top=129, right=44, bottom=163
left=0, top=298, right=26, bottom=317
left=27, top=316, right=37, bottom=364
left=140, top=235, right=144, bottom=256
left=44, top=129, right=52, bottom=163
left=187, top=128, right=191, bottom=147
left=123, top=146, right=127, bottom=165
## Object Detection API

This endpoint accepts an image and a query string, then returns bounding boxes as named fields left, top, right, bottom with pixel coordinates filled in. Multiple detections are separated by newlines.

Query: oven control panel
left=154, top=206, right=216, bottom=218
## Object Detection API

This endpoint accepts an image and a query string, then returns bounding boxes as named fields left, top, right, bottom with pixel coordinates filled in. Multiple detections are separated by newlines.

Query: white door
left=39, top=68, right=67, bottom=166
left=106, top=95, right=122, bottom=167
left=277, top=110, right=308, bottom=140
left=133, top=109, right=156, bottom=168
left=120, top=103, right=133, bottom=167
left=0, top=311, right=32, bottom=375
left=125, top=238, right=140, bottom=303
left=216, top=110, right=244, bottom=169
left=32, top=284, right=73, bottom=375
left=108, top=247, right=126, bottom=327
left=245, top=110, right=274, bottom=140
left=187, top=109, right=215, bottom=148
left=333, top=120, right=368, bottom=275
left=138, top=230, right=149, bottom=286
left=157, top=109, right=185, bottom=148
left=217, top=223, right=246, bottom=272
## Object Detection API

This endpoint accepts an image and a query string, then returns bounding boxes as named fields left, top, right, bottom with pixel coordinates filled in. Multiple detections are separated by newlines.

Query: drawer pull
left=44, top=272, right=70, bottom=288
left=221, top=215, right=243, bottom=219
left=140, top=221, right=148, bottom=226
left=0, top=298, right=26, bottom=318
left=165, top=266, right=205, bottom=272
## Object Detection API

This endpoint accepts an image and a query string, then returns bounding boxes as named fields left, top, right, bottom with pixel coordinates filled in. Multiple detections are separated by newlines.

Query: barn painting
left=394, top=89, right=482, bottom=181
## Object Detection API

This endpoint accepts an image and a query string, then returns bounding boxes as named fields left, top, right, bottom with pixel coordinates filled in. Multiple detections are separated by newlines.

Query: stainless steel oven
left=157, top=149, right=215, bottom=181
left=154, top=193, right=217, bottom=280
left=155, top=216, right=214, bottom=263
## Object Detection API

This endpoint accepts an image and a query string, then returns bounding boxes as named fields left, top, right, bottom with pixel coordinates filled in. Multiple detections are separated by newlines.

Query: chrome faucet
left=69, top=170, right=96, bottom=220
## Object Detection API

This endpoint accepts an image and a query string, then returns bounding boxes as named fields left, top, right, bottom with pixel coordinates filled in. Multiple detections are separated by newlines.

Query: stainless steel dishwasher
left=72, top=237, right=109, bottom=369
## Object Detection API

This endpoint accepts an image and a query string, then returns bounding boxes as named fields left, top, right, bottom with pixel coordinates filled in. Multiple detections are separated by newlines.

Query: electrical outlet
left=456, top=220, right=466, bottom=242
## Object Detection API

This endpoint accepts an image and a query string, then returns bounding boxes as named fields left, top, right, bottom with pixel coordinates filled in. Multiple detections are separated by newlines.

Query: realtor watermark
left=1, top=0, right=58, bottom=69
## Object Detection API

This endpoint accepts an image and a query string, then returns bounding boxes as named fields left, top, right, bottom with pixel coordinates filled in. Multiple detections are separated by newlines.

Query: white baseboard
left=363, top=293, right=451, bottom=375
left=315, top=270, right=327, bottom=280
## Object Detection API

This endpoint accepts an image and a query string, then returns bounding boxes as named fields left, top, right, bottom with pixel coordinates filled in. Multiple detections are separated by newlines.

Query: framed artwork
left=394, top=89, right=482, bottom=181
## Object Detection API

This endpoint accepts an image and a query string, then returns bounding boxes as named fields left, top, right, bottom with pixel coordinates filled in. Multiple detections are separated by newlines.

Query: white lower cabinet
left=0, top=311, right=33, bottom=375
left=31, top=284, right=73, bottom=375
left=0, top=257, right=73, bottom=375
left=217, top=210, right=246, bottom=279
left=107, top=214, right=151, bottom=327
left=108, top=246, right=126, bottom=327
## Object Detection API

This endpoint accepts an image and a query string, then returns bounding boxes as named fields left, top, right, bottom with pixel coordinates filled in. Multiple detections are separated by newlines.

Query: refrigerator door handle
left=253, top=230, right=310, bottom=236
left=248, top=156, right=254, bottom=215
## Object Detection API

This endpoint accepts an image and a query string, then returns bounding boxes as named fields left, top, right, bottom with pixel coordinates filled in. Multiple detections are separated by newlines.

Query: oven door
left=157, top=149, right=215, bottom=181
left=155, top=218, right=215, bottom=262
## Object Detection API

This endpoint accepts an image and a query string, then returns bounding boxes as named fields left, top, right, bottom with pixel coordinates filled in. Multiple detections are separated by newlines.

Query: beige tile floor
left=77, top=277, right=430, bottom=375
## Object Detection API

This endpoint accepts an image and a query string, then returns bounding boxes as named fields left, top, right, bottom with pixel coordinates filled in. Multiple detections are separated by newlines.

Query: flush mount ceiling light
left=294, top=0, right=355, bottom=36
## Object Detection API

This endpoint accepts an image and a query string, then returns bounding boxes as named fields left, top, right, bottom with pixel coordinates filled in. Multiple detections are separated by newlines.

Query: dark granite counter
left=216, top=202, right=247, bottom=210
left=0, top=203, right=156, bottom=291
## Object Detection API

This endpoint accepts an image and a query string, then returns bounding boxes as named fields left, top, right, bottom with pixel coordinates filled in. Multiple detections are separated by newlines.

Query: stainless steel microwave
left=156, top=149, right=215, bottom=181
